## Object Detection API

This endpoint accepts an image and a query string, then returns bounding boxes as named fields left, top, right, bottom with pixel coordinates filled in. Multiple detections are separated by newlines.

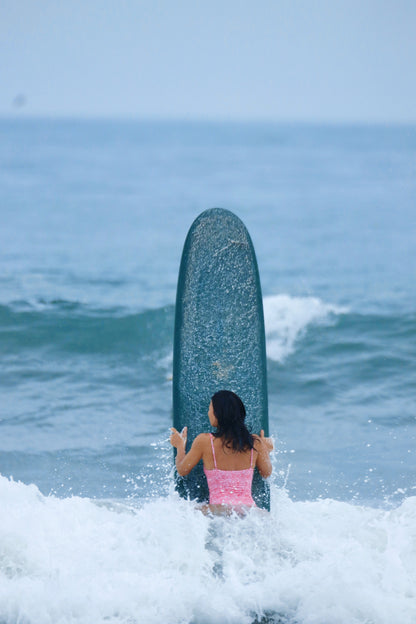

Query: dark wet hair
left=211, top=390, right=254, bottom=452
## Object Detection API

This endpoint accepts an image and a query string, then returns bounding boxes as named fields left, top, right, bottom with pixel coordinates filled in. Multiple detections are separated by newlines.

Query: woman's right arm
left=254, top=430, right=273, bottom=478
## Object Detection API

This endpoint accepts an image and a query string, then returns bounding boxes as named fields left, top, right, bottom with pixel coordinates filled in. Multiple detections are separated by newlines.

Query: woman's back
left=202, top=433, right=254, bottom=471
left=203, top=434, right=255, bottom=506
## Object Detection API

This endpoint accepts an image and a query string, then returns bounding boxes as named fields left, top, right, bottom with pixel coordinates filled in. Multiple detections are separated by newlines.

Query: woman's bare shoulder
left=192, top=432, right=211, bottom=446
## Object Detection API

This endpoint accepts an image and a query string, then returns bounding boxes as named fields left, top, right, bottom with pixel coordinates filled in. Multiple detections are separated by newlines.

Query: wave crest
left=264, top=295, right=348, bottom=362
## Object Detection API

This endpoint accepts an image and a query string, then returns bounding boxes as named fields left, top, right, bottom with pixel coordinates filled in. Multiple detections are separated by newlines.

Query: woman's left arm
left=170, top=428, right=204, bottom=476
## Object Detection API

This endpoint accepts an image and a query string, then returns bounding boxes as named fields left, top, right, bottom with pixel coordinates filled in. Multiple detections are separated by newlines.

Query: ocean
left=0, top=118, right=415, bottom=623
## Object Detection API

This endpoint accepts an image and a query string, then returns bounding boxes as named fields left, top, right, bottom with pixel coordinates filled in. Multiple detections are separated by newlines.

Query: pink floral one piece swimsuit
left=204, top=434, right=256, bottom=506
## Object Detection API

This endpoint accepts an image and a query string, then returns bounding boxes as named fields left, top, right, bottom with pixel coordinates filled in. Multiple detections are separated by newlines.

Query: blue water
left=0, top=119, right=415, bottom=624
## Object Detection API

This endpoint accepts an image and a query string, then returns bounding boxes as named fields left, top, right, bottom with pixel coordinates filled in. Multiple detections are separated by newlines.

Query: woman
left=170, top=390, right=273, bottom=513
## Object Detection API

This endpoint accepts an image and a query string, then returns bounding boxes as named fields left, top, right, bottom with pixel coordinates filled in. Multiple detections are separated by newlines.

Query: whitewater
left=1, top=475, right=415, bottom=624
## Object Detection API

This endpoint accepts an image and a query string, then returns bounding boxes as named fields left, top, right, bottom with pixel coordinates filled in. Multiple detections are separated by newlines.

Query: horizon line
left=1, top=112, right=416, bottom=127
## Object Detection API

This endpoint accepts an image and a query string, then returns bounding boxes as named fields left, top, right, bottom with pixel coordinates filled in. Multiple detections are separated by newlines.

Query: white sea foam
left=1, top=475, right=415, bottom=624
left=264, top=294, right=348, bottom=362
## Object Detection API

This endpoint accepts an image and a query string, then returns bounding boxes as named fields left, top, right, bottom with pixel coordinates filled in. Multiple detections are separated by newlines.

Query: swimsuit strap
left=250, top=447, right=254, bottom=468
left=209, top=434, right=217, bottom=469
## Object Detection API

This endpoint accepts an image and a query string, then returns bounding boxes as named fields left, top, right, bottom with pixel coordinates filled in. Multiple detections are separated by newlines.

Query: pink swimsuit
left=204, top=434, right=256, bottom=506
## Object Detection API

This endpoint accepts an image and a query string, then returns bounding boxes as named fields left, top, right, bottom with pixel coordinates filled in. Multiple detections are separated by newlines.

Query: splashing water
left=1, top=473, right=415, bottom=624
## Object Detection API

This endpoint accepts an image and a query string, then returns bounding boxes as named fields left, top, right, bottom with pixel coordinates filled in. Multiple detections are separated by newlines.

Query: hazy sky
left=1, top=0, right=415, bottom=122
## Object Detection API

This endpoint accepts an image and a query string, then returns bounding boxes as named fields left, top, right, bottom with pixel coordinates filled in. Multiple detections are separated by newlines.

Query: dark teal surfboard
left=173, top=208, right=269, bottom=509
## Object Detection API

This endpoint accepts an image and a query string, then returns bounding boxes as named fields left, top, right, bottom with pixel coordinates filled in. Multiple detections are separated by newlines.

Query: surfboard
left=172, top=208, right=270, bottom=509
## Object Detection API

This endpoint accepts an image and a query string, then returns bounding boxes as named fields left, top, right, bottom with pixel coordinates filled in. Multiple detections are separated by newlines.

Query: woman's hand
left=170, top=429, right=203, bottom=477
left=170, top=426, right=187, bottom=450
left=254, top=430, right=274, bottom=478
left=259, top=429, right=274, bottom=453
